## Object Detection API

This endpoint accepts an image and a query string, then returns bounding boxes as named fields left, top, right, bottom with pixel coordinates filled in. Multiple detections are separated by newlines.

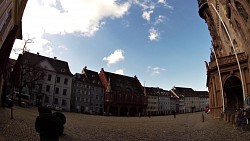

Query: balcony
left=198, top=0, right=208, bottom=19
left=209, top=52, right=248, bottom=70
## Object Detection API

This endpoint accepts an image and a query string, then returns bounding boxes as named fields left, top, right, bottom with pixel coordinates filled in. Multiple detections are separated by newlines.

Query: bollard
left=201, top=113, right=204, bottom=122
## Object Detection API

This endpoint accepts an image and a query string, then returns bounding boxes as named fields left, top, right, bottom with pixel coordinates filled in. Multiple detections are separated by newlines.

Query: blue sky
left=11, top=0, right=211, bottom=91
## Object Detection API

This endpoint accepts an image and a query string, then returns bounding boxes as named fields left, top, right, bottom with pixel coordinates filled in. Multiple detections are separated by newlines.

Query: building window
left=45, top=96, right=49, bottom=103
left=38, top=84, right=43, bottom=92
left=62, top=99, right=66, bottom=105
left=54, top=98, right=58, bottom=104
left=63, top=89, right=67, bottom=95
left=48, top=74, right=52, bottom=81
left=76, top=97, right=80, bottom=101
left=64, top=78, right=68, bottom=85
left=96, top=95, right=98, bottom=100
left=235, top=1, right=248, bottom=22
left=55, top=87, right=59, bottom=94
left=46, top=85, right=50, bottom=92
left=57, top=77, right=60, bottom=83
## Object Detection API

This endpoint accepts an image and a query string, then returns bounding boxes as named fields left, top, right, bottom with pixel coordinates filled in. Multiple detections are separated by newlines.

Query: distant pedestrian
left=172, top=110, right=176, bottom=118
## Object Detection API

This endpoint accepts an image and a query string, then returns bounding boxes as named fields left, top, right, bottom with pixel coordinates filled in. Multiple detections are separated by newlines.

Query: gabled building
left=169, top=93, right=178, bottom=113
left=196, top=91, right=209, bottom=111
left=0, top=0, right=28, bottom=106
left=171, top=87, right=199, bottom=113
left=170, top=87, right=185, bottom=113
left=14, top=52, right=73, bottom=111
left=99, top=68, right=147, bottom=116
left=158, top=89, right=171, bottom=115
left=145, top=87, right=159, bottom=116
left=71, top=67, right=104, bottom=114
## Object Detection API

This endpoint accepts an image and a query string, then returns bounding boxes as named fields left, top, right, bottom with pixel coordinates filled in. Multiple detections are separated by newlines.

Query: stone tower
left=198, top=0, right=250, bottom=119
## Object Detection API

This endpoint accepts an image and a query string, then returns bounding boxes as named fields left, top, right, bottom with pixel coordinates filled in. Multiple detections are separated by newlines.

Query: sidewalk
left=0, top=107, right=39, bottom=141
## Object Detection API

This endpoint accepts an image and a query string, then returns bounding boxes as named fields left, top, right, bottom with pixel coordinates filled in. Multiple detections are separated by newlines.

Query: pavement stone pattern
left=1, top=106, right=250, bottom=141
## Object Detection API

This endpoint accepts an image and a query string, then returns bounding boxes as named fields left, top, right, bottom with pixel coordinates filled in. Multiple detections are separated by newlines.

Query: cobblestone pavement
left=1, top=106, right=250, bottom=141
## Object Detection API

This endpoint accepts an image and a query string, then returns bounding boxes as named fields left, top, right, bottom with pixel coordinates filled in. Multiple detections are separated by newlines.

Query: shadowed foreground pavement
left=1, top=106, right=250, bottom=141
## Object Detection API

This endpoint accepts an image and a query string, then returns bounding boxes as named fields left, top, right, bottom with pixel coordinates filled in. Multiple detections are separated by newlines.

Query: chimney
left=84, top=66, right=87, bottom=69
left=37, top=52, right=39, bottom=55
left=54, top=57, right=57, bottom=59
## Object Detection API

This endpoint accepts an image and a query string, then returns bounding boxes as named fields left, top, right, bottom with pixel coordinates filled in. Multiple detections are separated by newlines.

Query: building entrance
left=224, top=76, right=243, bottom=112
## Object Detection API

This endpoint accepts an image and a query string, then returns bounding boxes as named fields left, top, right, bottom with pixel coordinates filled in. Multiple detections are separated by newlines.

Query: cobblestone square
left=1, top=106, right=250, bottom=141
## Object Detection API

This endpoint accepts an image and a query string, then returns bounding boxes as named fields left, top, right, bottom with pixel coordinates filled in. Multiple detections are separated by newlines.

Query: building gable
left=99, top=68, right=143, bottom=94
left=39, top=60, right=56, bottom=72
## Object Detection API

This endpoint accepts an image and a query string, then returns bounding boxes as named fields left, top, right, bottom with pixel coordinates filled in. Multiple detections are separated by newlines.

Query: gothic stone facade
left=198, top=0, right=250, bottom=119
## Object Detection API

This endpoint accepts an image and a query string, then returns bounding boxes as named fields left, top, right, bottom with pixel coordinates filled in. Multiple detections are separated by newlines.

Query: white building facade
left=158, top=90, right=171, bottom=115
left=20, top=52, right=73, bottom=111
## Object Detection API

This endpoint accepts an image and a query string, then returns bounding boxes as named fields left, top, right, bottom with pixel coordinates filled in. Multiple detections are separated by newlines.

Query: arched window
left=226, top=1, right=231, bottom=19
left=235, top=1, right=248, bottom=22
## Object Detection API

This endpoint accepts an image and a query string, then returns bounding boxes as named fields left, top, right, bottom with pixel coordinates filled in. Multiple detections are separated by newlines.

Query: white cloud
left=11, top=0, right=130, bottom=59
left=154, top=15, right=165, bottom=24
left=133, top=0, right=173, bottom=41
left=27, top=0, right=130, bottom=36
left=157, top=0, right=174, bottom=9
left=142, top=10, right=153, bottom=21
left=58, top=45, right=68, bottom=51
left=148, top=27, right=160, bottom=41
left=103, top=49, right=125, bottom=66
left=44, top=45, right=54, bottom=56
left=114, top=69, right=124, bottom=75
left=147, top=66, right=166, bottom=75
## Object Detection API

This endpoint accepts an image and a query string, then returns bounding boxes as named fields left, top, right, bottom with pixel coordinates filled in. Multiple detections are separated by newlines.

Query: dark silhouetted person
left=35, top=107, right=63, bottom=141
left=172, top=110, right=176, bottom=118
left=53, top=112, right=66, bottom=136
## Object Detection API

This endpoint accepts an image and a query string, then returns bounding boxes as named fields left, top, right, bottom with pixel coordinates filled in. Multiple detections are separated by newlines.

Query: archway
left=224, top=76, right=243, bottom=112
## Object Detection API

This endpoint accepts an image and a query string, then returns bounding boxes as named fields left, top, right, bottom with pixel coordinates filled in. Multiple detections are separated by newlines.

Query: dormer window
left=61, top=68, right=65, bottom=72
left=92, top=74, right=95, bottom=77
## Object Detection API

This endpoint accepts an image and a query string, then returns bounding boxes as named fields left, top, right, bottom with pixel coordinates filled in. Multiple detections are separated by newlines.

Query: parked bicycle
left=233, top=108, right=250, bottom=131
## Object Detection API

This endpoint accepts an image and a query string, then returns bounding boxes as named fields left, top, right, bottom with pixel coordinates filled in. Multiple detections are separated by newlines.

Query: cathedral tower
left=198, top=0, right=250, bottom=119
